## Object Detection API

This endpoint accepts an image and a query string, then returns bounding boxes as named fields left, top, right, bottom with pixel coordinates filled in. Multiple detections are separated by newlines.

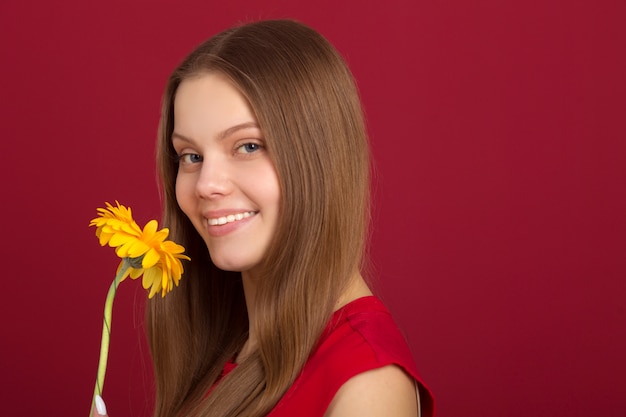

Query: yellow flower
left=90, top=201, right=190, bottom=298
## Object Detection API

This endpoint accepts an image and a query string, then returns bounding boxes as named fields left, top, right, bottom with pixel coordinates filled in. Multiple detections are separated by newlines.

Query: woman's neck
left=237, top=270, right=372, bottom=364
left=334, top=272, right=373, bottom=310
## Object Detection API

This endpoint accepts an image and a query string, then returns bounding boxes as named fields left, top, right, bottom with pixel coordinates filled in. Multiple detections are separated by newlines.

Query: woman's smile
left=206, top=210, right=257, bottom=226
left=204, top=210, right=259, bottom=238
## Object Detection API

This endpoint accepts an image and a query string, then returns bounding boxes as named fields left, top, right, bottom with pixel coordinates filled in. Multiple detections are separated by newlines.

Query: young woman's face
left=173, top=73, right=280, bottom=277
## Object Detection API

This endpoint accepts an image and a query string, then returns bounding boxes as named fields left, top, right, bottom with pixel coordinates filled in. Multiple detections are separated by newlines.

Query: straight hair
left=148, top=19, right=370, bottom=417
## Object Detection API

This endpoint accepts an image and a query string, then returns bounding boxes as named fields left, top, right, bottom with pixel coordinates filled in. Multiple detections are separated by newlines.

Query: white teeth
left=208, top=211, right=255, bottom=226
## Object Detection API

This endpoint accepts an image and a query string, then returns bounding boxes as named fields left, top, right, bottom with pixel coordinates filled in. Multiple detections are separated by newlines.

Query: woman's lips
left=207, top=210, right=257, bottom=226
left=204, top=210, right=258, bottom=237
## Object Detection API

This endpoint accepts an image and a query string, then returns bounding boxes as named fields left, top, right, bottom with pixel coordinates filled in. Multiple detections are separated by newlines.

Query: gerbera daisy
left=90, top=201, right=190, bottom=298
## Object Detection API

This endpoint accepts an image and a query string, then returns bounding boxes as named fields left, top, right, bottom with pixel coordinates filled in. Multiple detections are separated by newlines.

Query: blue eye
left=178, top=153, right=203, bottom=164
left=236, top=143, right=261, bottom=154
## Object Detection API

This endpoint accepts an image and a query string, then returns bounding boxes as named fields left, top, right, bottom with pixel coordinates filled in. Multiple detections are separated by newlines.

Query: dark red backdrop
left=1, top=1, right=624, bottom=416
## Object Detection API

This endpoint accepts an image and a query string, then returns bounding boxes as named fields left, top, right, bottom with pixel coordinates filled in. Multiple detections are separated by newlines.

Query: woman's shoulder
left=324, top=364, right=421, bottom=417
left=268, top=296, right=434, bottom=417
left=315, top=296, right=424, bottom=386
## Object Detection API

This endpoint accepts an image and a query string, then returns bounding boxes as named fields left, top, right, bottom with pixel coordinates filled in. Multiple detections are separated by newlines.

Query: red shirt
left=220, top=296, right=434, bottom=416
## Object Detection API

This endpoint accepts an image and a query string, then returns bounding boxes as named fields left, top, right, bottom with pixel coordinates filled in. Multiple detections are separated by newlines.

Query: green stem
left=89, top=261, right=130, bottom=417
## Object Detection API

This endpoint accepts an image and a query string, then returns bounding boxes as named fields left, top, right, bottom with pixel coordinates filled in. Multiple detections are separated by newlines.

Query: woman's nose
left=195, top=156, right=231, bottom=199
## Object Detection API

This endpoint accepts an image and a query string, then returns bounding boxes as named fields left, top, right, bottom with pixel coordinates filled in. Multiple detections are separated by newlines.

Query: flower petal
left=142, top=248, right=160, bottom=269
left=129, top=267, right=143, bottom=279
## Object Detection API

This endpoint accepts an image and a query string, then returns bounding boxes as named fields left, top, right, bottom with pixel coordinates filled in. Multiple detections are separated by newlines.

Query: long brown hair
left=148, top=19, right=370, bottom=417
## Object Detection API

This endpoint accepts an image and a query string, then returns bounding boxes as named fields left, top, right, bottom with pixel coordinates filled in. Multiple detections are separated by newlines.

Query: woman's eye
left=236, top=143, right=261, bottom=154
left=178, top=153, right=203, bottom=164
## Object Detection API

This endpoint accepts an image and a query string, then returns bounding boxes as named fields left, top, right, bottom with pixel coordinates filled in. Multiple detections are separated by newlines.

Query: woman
left=94, top=19, right=433, bottom=417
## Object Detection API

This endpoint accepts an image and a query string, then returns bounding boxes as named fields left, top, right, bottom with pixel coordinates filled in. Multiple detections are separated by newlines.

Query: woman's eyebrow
left=172, top=122, right=260, bottom=143
left=218, top=122, right=261, bottom=140
left=171, top=132, right=194, bottom=143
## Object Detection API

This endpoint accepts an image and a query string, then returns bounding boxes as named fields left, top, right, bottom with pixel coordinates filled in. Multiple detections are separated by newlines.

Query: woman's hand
left=92, top=395, right=109, bottom=417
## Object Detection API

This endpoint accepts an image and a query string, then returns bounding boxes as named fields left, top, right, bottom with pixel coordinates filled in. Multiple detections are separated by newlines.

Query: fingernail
left=95, top=395, right=107, bottom=415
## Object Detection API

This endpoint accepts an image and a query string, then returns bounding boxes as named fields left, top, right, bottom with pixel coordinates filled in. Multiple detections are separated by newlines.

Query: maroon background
left=1, top=1, right=625, bottom=416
